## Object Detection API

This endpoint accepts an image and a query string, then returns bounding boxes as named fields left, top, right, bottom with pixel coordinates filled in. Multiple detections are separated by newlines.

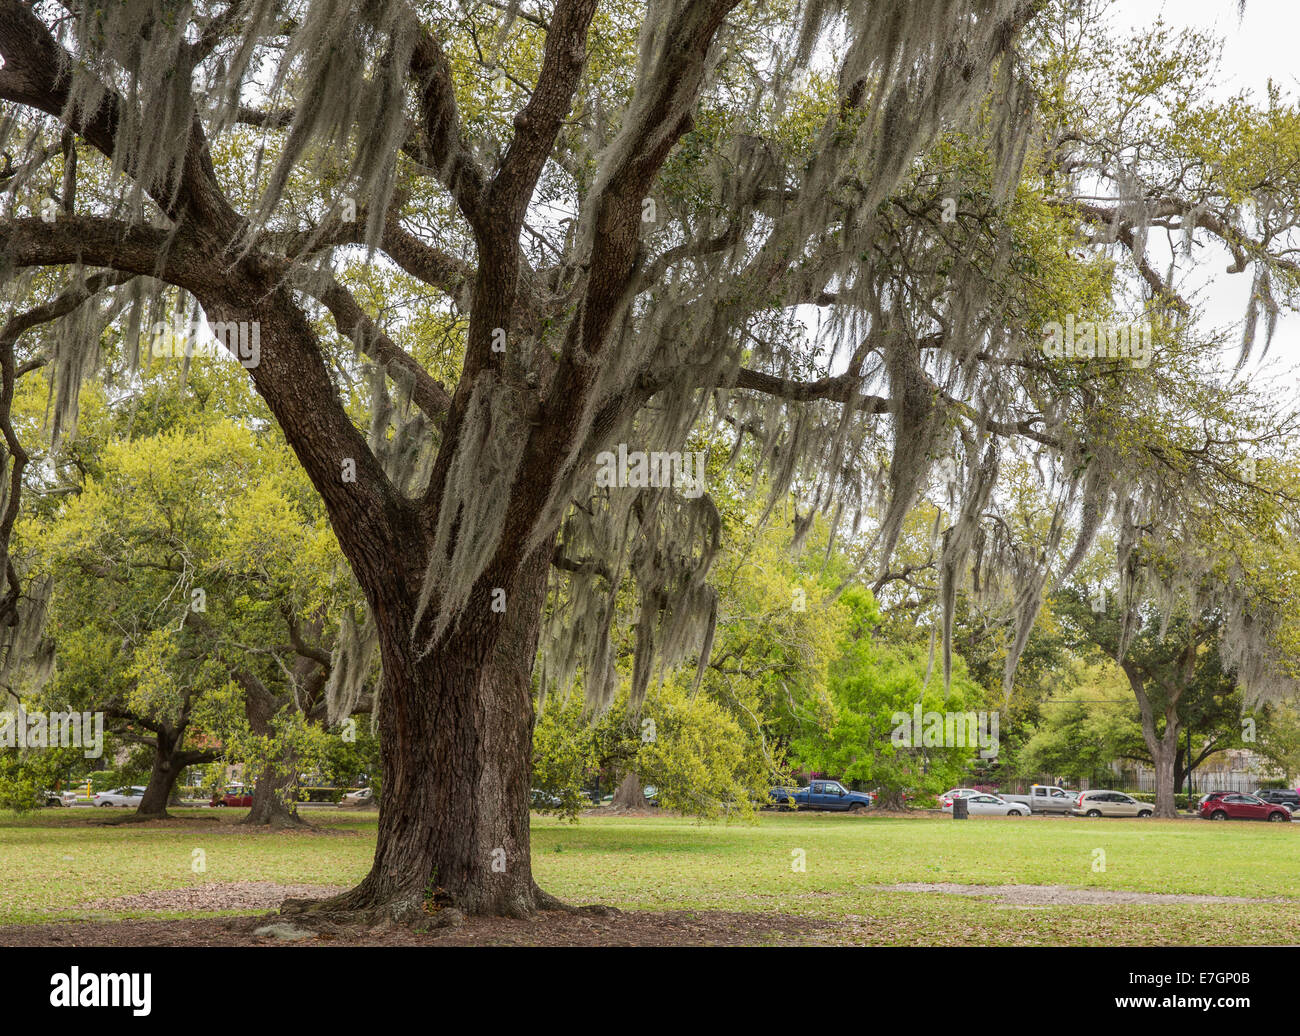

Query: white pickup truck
left=997, top=785, right=1076, bottom=814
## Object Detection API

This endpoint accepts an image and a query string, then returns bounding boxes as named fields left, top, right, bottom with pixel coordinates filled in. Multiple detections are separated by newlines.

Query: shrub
left=1126, top=791, right=1191, bottom=810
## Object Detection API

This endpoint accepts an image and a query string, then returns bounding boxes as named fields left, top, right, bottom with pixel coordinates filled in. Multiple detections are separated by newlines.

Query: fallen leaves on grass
left=875, top=882, right=1288, bottom=905
left=77, top=882, right=348, bottom=913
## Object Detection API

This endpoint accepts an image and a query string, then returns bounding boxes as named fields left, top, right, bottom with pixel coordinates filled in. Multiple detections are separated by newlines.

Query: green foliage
left=1017, top=665, right=1138, bottom=785
left=315, top=722, right=382, bottom=792
left=531, top=692, right=603, bottom=820
left=635, top=676, right=770, bottom=819
left=22, top=363, right=365, bottom=802
left=792, top=587, right=993, bottom=801
left=0, top=745, right=82, bottom=812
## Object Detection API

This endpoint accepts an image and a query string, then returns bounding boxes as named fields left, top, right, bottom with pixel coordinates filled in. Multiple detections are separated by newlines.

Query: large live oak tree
left=1, top=0, right=1298, bottom=921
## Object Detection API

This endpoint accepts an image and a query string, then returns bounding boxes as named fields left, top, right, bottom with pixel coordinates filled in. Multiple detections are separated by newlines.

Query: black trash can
left=953, top=795, right=969, bottom=820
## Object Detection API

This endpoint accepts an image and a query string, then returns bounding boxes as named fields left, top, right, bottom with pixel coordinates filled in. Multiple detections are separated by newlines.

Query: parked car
left=643, top=786, right=659, bottom=807
left=941, top=793, right=1028, bottom=816
left=1072, top=790, right=1152, bottom=818
left=938, top=788, right=982, bottom=810
left=767, top=779, right=873, bottom=813
left=1256, top=789, right=1300, bottom=811
left=998, top=785, right=1077, bottom=814
left=93, top=786, right=146, bottom=807
left=340, top=787, right=374, bottom=807
left=41, top=790, right=77, bottom=807
left=210, top=787, right=253, bottom=807
left=530, top=788, right=561, bottom=808
left=1199, top=793, right=1292, bottom=822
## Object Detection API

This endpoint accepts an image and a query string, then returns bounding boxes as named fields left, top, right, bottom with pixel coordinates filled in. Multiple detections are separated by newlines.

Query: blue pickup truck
left=768, top=779, right=873, bottom=813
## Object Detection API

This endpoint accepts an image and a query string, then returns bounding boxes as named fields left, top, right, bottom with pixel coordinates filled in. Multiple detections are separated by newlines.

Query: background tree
left=35, top=418, right=361, bottom=819
left=535, top=490, right=846, bottom=815
left=791, top=587, right=992, bottom=808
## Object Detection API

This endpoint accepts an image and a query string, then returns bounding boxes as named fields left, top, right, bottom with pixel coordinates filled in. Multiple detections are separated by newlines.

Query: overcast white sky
left=1112, top=1, right=1300, bottom=392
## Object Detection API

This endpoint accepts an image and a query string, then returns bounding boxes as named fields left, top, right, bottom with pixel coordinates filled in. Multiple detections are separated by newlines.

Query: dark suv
left=1256, top=789, right=1300, bottom=811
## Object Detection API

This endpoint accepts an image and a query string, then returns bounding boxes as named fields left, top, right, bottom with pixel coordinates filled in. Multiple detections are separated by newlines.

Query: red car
left=210, top=788, right=253, bottom=807
left=1199, top=793, right=1291, bottom=822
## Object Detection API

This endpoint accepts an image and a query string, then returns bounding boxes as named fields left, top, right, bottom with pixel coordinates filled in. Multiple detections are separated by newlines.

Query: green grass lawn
left=0, top=809, right=375, bottom=924
left=3, top=809, right=1299, bottom=944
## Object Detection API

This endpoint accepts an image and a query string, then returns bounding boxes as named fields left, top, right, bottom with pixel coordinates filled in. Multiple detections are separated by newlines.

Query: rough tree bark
left=135, top=731, right=184, bottom=818
left=285, top=541, right=556, bottom=921
left=244, top=757, right=304, bottom=828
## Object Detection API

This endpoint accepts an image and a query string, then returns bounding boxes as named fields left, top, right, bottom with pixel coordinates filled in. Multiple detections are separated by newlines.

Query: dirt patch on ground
left=580, top=805, right=669, bottom=819
left=77, top=882, right=349, bottom=913
left=36, top=812, right=362, bottom=834
left=876, top=882, right=1288, bottom=905
left=0, top=909, right=831, bottom=947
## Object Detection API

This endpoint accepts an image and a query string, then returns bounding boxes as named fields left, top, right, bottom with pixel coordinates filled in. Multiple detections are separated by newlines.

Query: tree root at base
left=275, top=881, right=620, bottom=932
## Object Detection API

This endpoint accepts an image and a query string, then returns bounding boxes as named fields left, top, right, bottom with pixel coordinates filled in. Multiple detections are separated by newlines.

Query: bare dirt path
left=0, top=909, right=829, bottom=946
left=876, top=882, right=1288, bottom=905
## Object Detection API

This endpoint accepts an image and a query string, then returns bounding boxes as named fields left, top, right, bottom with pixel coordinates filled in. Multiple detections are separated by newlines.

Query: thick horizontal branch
left=0, top=216, right=203, bottom=285
left=733, top=367, right=890, bottom=408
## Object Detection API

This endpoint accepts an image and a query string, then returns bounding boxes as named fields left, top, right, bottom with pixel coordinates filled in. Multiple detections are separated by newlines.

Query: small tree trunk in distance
left=136, top=733, right=184, bottom=819
left=243, top=763, right=306, bottom=829
left=1129, top=663, right=1181, bottom=819
left=1150, top=722, right=1180, bottom=819
left=134, top=732, right=217, bottom=819
left=238, top=677, right=309, bottom=829
left=611, top=772, right=647, bottom=810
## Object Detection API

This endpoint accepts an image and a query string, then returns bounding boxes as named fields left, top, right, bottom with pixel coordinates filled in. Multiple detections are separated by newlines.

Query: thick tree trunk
left=1151, top=734, right=1178, bottom=818
left=136, top=730, right=185, bottom=819
left=1137, top=705, right=1180, bottom=819
left=1126, top=665, right=1182, bottom=819
left=611, top=772, right=647, bottom=810
left=243, top=764, right=306, bottom=828
left=285, top=543, right=555, bottom=923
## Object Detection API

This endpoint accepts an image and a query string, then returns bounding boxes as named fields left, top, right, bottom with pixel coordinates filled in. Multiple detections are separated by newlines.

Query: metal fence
left=1124, top=771, right=1268, bottom=795
left=1001, top=771, right=1288, bottom=795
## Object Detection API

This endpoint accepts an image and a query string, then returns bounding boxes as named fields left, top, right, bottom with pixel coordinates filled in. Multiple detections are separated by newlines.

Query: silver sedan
left=942, top=793, right=1029, bottom=816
